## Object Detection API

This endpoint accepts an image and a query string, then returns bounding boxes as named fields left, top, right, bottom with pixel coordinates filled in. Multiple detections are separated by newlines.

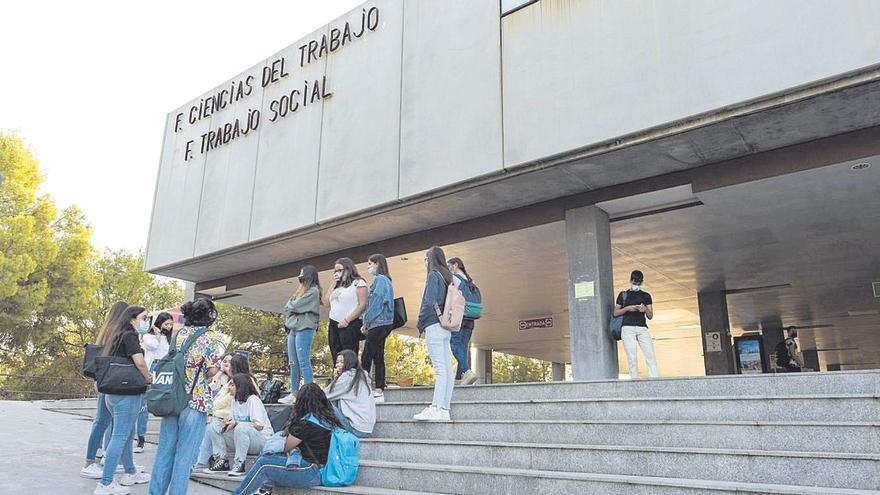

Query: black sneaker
left=133, top=437, right=145, bottom=453
left=206, top=457, right=229, bottom=473
left=227, top=460, right=246, bottom=477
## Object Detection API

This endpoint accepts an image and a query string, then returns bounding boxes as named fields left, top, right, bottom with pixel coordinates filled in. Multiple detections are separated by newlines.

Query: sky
left=0, top=0, right=363, bottom=253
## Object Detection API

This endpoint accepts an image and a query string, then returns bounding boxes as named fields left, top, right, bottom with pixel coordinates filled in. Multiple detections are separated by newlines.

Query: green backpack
left=146, top=328, right=208, bottom=417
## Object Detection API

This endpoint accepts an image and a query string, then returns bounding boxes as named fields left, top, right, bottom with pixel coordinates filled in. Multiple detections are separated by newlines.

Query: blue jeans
left=287, top=328, right=315, bottom=393
left=450, top=320, right=474, bottom=380
left=136, top=398, right=149, bottom=437
left=101, top=394, right=141, bottom=485
left=232, top=453, right=321, bottom=495
left=86, top=392, right=111, bottom=462
left=425, top=323, right=454, bottom=409
left=333, top=405, right=370, bottom=438
left=148, top=406, right=207, bottom=495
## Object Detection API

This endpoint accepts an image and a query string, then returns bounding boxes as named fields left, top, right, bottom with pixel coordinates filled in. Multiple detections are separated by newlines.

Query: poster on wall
left=734, top=335, right=767, bottom=374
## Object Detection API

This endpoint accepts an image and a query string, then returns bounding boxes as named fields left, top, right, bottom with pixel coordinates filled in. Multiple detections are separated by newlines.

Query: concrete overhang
left=145, top=68, right=880, bottom=287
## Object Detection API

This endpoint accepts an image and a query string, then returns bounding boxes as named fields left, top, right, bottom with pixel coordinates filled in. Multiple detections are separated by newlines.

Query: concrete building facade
left=146, top=0, right=880, bottom=379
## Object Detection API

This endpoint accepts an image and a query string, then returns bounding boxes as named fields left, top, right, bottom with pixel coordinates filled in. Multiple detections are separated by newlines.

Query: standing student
left=776, top=326, right=804, bottom=372
left=133, top=312, right=173, bottom=453
left=207, top=373, right=274, bottom=477
left=324, top=257, right=368, bottom=362
left=325, top=349, right=376, bottom=437
left=360, top=254, right=394, bottom=401
left=195, top=353, right=234, bottom=470
left=447, top=257, right=478, bottom=386
left=231, top=383, right=342, bottom=495
left=94, top=306, right=153, bottom=495
left=279, top=265, right=322, bottom=405
left=148, top=298, right=225, bottom=495
left=614, top=270, right=659, bottom=379
left=81, top=301, right=129, bottom=479
left=414, top=246, right=454, bottom=421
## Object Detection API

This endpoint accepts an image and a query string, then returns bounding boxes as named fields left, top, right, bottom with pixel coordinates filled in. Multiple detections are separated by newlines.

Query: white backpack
left=435, top=280, right=466, bottom=332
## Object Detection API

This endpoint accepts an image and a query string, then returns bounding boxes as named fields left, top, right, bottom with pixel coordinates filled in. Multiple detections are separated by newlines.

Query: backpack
left=608, top=291, right=628, bottom=341
left=454, top=274, right=483, bottom=320
left=303, top=415, right=360, bottom=487
left=145, top=327, right=208, bottom=417
left=435, top=274, right=465, bottom=332
left=259, top=378, right=284, bottom=404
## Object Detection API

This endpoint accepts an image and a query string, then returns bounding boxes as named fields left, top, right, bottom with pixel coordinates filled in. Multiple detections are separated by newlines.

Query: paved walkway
left=0, top=400, right=225, bottom=495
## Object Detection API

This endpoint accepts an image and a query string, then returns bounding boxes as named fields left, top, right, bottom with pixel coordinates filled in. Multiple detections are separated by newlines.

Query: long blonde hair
left=95, top=301, right=129, bottom=346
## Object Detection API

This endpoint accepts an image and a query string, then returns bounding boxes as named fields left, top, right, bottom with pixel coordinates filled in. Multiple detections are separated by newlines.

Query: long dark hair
left=102, top=305, right=146, bottom=356
left=294, top=264, right=322, bottom=300
left=328, top=349, right=371, bottom=395
left=426, top=246, right=452, bottom=285
left=447, top=257, right=471, bottom=282
left=230, top=353, right=252, bottom=376
left=287, top=383, right=342, bottom=432
left=333, top=257, right=362, bottom=289
left=368, top=253, right=391, bottom=281
left=95, top=300, right=129, bottom=346
left=153, top=311, right=174, bottom=343
left=230, top=373, right=259, bottom=403
left=180, top=298, right=217, bottom=327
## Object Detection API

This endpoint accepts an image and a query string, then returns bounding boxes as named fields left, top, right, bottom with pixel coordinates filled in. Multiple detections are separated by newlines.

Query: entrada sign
left=519, top=317, right=553, bottom=331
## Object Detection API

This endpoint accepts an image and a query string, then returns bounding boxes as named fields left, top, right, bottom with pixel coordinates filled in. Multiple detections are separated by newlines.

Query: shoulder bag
left=95, top=333, right=148, bottom=395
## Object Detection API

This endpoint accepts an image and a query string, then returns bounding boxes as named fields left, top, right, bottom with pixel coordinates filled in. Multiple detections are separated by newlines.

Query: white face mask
left=367, top=267, right=377, bottom=276
left=631, top=284, right=641, bottom=292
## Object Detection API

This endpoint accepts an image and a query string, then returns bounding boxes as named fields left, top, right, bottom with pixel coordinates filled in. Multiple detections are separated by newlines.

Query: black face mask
left=160, top=326, right=172, bottom=336
left=298, top=275, right=306, bottom=283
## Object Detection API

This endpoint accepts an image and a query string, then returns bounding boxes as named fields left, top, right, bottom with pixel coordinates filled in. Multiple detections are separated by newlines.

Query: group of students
left=80, top=245, right=478, bottom=494
left=280, top=249, right=480, bottom=420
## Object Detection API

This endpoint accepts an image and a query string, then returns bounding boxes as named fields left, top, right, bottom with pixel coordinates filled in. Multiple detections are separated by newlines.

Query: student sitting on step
left=231, top=383, right=342, bottom=495
left=206, top=373, right=274, bottom=477
left=324, top=349, right=376, bottom=438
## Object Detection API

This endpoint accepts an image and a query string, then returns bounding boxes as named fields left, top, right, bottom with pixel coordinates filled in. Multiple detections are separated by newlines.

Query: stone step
left=375, top=395, right=880, bottom=422
left=359, top=438, right=880, bottom=490
left=191, top=461, right=880, bottom=495
left=328, top=460, right=880, bottom=495
left=371, top=419, right=880, bottom=453
left=190, top=472, right=446, bottom=494
left=383, top=371, right=880, bottom=402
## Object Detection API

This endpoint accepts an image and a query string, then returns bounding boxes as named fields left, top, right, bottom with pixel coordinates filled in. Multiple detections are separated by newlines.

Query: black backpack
left=259, top=379, right=284, bottom=404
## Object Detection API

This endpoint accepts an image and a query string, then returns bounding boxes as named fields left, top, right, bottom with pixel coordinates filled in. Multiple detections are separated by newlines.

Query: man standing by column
left=614, top=270, right=659, bottom=379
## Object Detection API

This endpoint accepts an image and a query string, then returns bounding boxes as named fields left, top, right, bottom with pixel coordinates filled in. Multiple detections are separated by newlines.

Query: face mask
left=137, top=320, right=151, bottom=334
left=297, top=275, right=305, bottom=283
left=367, top=267, right=377, bottom=276
left=333, top=271, right=342, bottom=281
left=631, top=284, right=641, bottom=292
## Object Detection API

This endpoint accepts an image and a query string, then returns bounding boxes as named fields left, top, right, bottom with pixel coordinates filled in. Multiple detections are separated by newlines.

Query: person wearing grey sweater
left=324, top=350, right=376, bottom=437
left=279, top=265, right=322, bottom=405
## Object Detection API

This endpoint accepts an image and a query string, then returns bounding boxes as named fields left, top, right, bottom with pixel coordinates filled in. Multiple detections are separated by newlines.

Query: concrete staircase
left=43, top=371, right=880, bottom=494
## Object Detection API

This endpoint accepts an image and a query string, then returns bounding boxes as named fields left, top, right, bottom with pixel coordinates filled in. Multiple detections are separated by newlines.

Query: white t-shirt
left=142, top=333, right=170, bottom=371
left=329, top=278, right=368, bottom=322
left=231, top=395, right=274, bottom=438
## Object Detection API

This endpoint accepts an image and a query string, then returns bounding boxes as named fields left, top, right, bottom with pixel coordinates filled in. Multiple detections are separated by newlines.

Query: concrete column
left=761, top=320, right=784, bottom=372
left=184, top=282, right=196, bottom=302
left=697, top=290, right=736, bottom=375
left=802, top=350, right=819, bottom=372
left=551, top=362, right=566, bottom=381
left=565, top=206, right=618, bottom=380
left=473, top=349, right=493, bottom=384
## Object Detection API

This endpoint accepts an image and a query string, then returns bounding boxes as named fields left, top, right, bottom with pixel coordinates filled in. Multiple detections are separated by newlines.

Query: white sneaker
left=80, top=463, right=103, bottom=479
left=373, top=393, right=385, bottom=403
left=93, top=480, right=131, bottom=495
left=460, top=369, right=478, bottom=386
left=413, top=406, right=447, bottom=421
left=96, top=448, right=104, bottom=459
left=118, top=471, right=150, bottom=486
left=277, top=394, right=296, bottom=405
left=112, top=464, right=144, bottom=474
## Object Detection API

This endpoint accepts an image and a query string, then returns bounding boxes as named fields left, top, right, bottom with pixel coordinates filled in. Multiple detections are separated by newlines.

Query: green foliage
left=492, top=352, right=552, bottom=384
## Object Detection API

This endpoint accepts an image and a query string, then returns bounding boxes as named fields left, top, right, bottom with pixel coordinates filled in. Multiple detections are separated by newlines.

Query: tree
left=492, top=352, right=552, bottom=383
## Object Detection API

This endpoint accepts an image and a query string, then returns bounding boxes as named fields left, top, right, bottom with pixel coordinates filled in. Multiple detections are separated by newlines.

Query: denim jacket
left=362, top=274, right=394, bottom=330
left=417, top=270, right=448, bottom=332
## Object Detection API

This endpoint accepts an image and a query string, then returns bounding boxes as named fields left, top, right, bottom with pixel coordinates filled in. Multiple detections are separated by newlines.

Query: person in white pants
left=614, top=270, right=659, bottom=378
